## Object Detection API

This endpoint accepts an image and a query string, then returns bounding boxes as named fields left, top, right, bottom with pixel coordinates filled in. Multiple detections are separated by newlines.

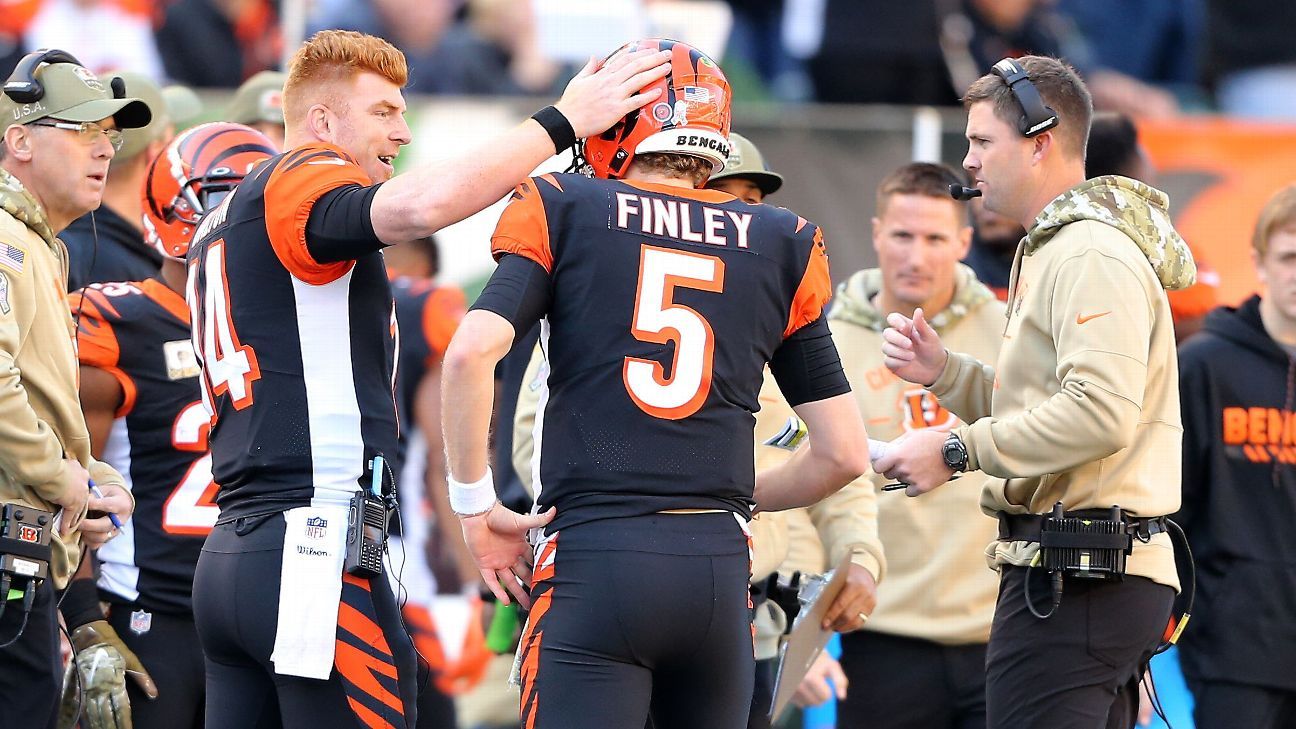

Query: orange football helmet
left=142, top=122, right=277, bottom=258
left=581, top=38, right=732, bottom=180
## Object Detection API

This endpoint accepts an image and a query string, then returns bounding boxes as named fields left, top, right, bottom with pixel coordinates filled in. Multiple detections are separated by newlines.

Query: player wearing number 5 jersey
left=71, top=122, right=277, bottom=729
left=442, top=39, right=871, bottom=729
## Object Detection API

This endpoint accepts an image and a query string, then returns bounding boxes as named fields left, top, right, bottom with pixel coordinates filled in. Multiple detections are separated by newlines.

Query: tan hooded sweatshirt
left=0, top=168, right=126, bottom=587
left=828, top=264, right=1004, bottom=645
left=930, top=176, right=1195, bottom=590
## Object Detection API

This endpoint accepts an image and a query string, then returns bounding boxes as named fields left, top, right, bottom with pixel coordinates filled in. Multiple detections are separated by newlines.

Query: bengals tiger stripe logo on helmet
left=581, top=38, right=732, bottom=180
left=142, top=122, right=277, bottom=259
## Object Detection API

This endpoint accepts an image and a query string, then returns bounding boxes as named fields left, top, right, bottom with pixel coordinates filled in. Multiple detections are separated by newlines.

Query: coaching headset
left=3, top=48, right=136, bottom=105
left=4, top=49, right=83, bottom=102
left=950, top=57, right=1061, bottom=201
left=990, top=57, right=1059, bottom=138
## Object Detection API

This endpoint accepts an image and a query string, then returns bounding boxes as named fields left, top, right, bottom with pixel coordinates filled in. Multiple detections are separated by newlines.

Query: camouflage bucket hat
left=708, top=132, right=783, bottom=196
left=2, top=57, right=151, bottom=130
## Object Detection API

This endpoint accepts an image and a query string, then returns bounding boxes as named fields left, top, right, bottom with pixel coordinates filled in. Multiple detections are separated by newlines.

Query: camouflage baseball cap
left=2, top=61, right=151, bottom=130
left=161, top=85, right=204, bottom=128
left=226, top=71, right=285, bottom=126
left=708, top=132, right=783, bottom=196
left=108, top=71, right=170, bottom=165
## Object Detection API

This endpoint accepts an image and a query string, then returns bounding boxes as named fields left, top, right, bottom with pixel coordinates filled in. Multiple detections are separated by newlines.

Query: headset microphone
left=948, top=183, right=982, bottom=201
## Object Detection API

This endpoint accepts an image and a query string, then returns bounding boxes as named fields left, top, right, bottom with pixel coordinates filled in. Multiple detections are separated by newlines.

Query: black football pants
left=107, top=602, right=205, bottom=729
left=193, top=514, right=418, bottom=729
left=519, top=513, right=753, bottom=729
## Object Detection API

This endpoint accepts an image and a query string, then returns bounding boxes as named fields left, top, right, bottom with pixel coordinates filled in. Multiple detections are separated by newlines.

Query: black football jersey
left=186, top=144, right=398, bottom=520
left=492, top=173, right=833, bottom=532
left=73, top=280, right=210, bottom=614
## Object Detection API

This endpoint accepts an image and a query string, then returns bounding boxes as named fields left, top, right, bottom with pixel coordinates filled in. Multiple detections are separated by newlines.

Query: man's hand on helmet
left=59, top=620, right=159, bottom=729
left=555, top=48, right=671, bottom=139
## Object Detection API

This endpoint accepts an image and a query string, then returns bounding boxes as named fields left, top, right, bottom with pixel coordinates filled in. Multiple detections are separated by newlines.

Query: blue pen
left=87, top=479, right=125, bottom=529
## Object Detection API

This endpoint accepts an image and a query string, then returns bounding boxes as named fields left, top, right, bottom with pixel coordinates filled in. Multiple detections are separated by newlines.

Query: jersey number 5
left=164, top=401, right=219, bottom=535
left=623, top=245, right=725, bottom=420
left=188, top=239, right=261, bottom=411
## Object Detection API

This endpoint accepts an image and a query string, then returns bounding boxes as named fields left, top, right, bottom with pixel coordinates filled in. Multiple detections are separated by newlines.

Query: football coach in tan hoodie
left=875, top=56, right=1196, bottom=729
left=0, top=51, right=142, bottom=726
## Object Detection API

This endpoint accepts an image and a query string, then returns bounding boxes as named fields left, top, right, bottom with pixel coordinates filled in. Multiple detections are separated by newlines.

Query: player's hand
left=882, top=308, right=948, bottom=387
left=459, top=503, right=556, bottom=609
left=821, top=563, right=878, bottom=632
left=81, top=482, right=133, bottom=549
left=63, top=620, right=159, bottom=729
left=872, top=429, right=955, bottom=497
left=792, top=652, right=848, bottom=708
left=51, top=458, right=91, bottom=537
left=553, top=48, right=671, bottom=139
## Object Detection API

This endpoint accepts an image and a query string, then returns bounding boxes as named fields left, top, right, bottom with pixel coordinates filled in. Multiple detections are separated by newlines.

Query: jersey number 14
left=188, top=239, right=262, bottom=412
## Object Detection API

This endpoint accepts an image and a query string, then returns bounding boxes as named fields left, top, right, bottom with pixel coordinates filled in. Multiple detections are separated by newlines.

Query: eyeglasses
left=27, top=120, right=124, bottom=151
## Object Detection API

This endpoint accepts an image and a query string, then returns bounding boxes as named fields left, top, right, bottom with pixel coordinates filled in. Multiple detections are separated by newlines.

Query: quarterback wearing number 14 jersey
left=186, top=144, right=399, bottom=519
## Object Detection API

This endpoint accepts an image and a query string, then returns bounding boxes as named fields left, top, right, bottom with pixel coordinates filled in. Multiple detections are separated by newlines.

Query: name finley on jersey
left=614, top=192, right=754, bottom=248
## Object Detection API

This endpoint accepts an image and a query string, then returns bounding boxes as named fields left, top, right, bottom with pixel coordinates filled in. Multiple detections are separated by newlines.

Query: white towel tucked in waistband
left=271, top=504, right=349, bottom=679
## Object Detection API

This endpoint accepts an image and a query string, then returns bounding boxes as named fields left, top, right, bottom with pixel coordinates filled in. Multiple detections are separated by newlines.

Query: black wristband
left=59, top=577, right=105, bottom=629
left=531, top=105, right=576, bottom=154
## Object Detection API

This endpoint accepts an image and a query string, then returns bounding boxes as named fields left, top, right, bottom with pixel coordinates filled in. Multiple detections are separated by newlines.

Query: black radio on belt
left=0, top=503, right=53, bottom=583
left=1039, top=503, right=1131, bottom=580
left=344, top=455, right=392, bottom=578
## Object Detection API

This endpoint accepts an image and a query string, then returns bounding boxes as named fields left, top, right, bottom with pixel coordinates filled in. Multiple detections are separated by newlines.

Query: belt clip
left=1134, top=517, right=1152, bottom=543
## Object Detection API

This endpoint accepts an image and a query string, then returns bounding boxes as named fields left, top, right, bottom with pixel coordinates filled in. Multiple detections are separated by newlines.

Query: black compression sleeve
left=58, top=577, right=105, bottom=629
left=769, top=316, right=851, bottom=407
left=304, top=183, right=385, bottom=263
left=471, top=254, right=552, bottom=339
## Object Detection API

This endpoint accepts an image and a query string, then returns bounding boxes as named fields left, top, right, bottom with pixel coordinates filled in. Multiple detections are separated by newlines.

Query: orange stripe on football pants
left=519, top=535, right=558, bottom=729
left=335, top=574, right=405, bottom=726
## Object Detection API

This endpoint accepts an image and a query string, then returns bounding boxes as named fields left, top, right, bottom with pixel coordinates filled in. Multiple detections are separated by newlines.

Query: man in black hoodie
left=1176, top=183, right=1296, bottom=728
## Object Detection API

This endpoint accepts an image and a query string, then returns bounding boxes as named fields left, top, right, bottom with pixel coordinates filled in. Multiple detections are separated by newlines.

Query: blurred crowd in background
left=3, top=0, right=1296, bottom=120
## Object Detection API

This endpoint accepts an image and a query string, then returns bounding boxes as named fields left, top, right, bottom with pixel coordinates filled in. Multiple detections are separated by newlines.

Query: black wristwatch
left=942, top=432, right=969, bottom=472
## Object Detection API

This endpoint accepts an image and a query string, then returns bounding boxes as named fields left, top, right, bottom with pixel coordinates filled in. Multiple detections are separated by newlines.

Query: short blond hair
left=1253, top=184, right=1296, bottom=256
left=283, top=30, right=408, bottom=126
left=630, top=153, right=712, bottom=187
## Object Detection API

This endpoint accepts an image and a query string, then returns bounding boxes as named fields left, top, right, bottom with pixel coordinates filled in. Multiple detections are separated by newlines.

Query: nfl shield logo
left=129, top=610, right=152, bottom=636
left=304, top=516, right=328, bottom=540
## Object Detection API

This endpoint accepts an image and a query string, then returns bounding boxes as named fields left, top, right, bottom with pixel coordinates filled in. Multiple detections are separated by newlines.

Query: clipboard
left=768, top=554, right=853, bottom=720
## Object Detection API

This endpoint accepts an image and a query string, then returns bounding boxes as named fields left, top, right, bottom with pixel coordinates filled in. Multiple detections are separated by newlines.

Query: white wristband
left=448, top=467, right=498, bottom=516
